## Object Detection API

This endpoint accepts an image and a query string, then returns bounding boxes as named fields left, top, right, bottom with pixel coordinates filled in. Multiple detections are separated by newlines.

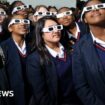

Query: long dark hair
left=32, top=16, right=59, bottom=65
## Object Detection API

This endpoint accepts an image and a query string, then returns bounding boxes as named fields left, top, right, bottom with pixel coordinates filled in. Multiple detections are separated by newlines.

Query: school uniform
left=0, top=37, right=31, bottom=105
left=72, top=32, right=105, bottom=105
left=60, top=22, right=86, bottom=49
left=26, top=44, right=83, bottom=105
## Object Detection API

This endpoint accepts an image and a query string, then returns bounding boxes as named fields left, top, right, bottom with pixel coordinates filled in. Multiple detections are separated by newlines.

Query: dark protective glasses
left=56, top=10, right=72, bottom=18
left=8, top=19, right=30, bottom=27
left=12, top=5, right=28, bottom=14
left=34, top=11, right=57, bottom=16
left=42, top=25, right=63, bottom=32
left=81, top=3, right=105, bottom=21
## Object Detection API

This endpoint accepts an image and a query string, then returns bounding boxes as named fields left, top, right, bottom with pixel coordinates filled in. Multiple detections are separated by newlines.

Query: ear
left=8, top=26, right=13, bottom=32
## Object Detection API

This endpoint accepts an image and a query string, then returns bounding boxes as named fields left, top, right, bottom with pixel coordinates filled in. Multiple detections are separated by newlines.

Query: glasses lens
left=38, top=12, right=43, bottom=15
left=66, top=11, right=70, bottom=15
left=1, top=12, right=4, bottom=15
left=97, top=4, right=104, bottom=8
left=17, top=7, right=21, bottom=10
left=24, top=20, right=29, bottom=24
left=87, top=6, right=93, bottom=11
left=46, top=12, right=50, bottom=15
left=57, top=25, right=62, bottom=30
left=24, top=5, right=27, bottom=8
left=15, top=19, right=20, bottom=23
left=48, top=27, right=53, bottom=31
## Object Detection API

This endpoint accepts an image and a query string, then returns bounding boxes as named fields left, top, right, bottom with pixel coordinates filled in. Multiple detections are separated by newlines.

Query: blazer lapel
left=7, top=38, right=23, bottom=82
left=44, top=59, right=58, bottom=99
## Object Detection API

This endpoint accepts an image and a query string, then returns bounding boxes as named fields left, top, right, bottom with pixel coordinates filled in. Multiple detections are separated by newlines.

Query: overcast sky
left=8, top=0, right=76, bottom=8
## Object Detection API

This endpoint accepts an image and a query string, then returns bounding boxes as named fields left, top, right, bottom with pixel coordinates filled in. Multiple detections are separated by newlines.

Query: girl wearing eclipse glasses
left=57, top=7, right=86, bottom=50
left=72, top=0, right=105, bottom=105
left=8, top=1, right=28, bottom=18
left=0, top=14, right=32, bottom=105
left=26, top=16, right=83, bottom=105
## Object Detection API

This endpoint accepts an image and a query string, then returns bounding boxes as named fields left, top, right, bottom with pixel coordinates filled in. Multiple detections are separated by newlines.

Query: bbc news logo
left=0, top=90, right=14, bottom=97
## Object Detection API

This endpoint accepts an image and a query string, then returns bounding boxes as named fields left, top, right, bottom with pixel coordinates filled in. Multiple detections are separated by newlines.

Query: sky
left=8, top=0, right=76, bottom=8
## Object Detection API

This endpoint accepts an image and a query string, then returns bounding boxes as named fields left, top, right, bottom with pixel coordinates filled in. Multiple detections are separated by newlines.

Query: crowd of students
left=0, top=0, right=105, bottom=105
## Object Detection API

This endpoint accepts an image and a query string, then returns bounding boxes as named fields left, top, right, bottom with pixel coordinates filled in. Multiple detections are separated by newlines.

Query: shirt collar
left=45, top=43, right=64, bottom=58
left=0, top=25, right=2, bottom=32
left=14, top=40, right=27, bottom=55
left=91, top=31, right=105, bottom=48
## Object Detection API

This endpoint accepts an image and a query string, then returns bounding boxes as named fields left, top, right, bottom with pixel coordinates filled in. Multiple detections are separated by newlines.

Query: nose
left=53, top=28, right=59, bottom=32
left=92, top=6, right=99, bottom=11
left=63, top=15, right=68, bottom=19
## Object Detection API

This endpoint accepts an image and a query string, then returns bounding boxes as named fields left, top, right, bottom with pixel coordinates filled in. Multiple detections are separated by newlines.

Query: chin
left=54, top=39, right=60, bottom=42
left=63, top=23, right=70, bottom=26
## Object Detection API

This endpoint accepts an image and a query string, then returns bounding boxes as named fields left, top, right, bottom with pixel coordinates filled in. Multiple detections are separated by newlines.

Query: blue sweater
left=50, top=51, right=81, bottom=104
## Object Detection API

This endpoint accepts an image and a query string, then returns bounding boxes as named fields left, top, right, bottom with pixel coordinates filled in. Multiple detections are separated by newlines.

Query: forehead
left=86, top=0, right=102, bottom=6
left=50, top=8, right=56, bottom=11
left=44, top=19, right=57, bottom=27
left=58, top=8, right=70, bottom=13
left=38, top=7, right=48, bottom=12
left=12, top=15, right=25, bottom=19
left=14, top=2, right=24, bottom=7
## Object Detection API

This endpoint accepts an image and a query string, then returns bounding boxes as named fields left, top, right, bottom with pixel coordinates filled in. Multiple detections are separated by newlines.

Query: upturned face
left=57, top=8, right=75, bottom=26
left=8, top=15, right=30, bottom=36
left=83, top=0, right=105, bottom=26
left=42, top=19, right=61, bottom=45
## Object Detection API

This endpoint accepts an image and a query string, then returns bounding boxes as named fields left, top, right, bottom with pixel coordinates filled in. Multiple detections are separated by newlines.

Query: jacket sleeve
left=72, top=44, right=105, bottom=105
left=26, top=53, right=53, bottom=105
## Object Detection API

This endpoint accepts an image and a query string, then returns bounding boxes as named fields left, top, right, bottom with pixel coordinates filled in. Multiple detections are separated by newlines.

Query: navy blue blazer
left=0, top=38, right=31, bottom=105
left=26, top=49, right=83, bottom=105
left=72, top=33, right=105, bottom=105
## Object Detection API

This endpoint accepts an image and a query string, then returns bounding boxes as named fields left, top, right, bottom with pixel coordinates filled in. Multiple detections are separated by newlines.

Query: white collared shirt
left=67, top=22, right=80, bottom=39
left=14, top=40, right=27, bottom=55
left=91, top=31, right=105, bottom=48
left=45, top=43, right=64, bottom=58
left=0, top=25, right=2, bottom=33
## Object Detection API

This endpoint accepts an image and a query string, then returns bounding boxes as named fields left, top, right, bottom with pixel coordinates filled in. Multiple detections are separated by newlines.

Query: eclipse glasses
left=12, top=5, right=28, bottom=14
left=81, top=3, right=105, bottom=21
left=34, top=11, right=57, bottom=16
left=42, top=25, right=63, bottom=32
left=56, top=10, right=72, bottom=18
left=8, top=19, right=30, bottom=27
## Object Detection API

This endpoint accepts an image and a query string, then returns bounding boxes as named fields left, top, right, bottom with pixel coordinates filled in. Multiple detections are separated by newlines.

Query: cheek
left=43, top=33, right=52, bottom=41
left=58, top=18, right=64, bottom=24
left=100, top=9, right=105, bottom=17
left=37, top=16, right=43, bottom=20
left=0, top=16, right=5, bottom=21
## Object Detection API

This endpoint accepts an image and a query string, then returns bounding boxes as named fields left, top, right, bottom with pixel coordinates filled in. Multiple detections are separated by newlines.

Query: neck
left=46, top=42, right=60, bottom=52
left=90, top=25, right=105, bottom=41
left=12, top=34, right=25, bottom=48
left=68, top=22, right=77, bottom=36
left=68, top=22, right=76, bottom=29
